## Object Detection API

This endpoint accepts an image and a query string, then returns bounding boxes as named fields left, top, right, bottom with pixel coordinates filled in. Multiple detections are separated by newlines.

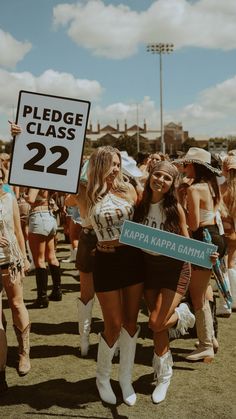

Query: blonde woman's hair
left=223, top=169, right=236, bottom=218
left=86, top=146, right=129, bottom=209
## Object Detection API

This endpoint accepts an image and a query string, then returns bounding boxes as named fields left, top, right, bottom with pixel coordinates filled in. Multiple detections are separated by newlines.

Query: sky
left=1, top=0, right=236, bottom=142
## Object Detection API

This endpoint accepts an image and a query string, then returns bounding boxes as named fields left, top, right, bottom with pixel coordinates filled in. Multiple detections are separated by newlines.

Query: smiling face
left=150, top=169, right=174, bottom=195
left=105, top=152, right=121, bottom=185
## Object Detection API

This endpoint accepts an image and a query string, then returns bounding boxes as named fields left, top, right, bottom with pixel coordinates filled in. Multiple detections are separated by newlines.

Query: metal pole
left=159, top=51, right=165, bottom=154
left=136, top=103, right=140, bottom=153
left=146, top=43, right=174, bottom=155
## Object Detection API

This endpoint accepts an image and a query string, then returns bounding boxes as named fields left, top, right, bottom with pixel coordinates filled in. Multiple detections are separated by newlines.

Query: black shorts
left=93, top=245, right=144, bottom=292
left=76, top=229, right=97, bottom=273
left=0, top=264, right=10, bottom=292
left=191, top=224, right=227, bottom=271
left=143, top=253, right=190, bottom=295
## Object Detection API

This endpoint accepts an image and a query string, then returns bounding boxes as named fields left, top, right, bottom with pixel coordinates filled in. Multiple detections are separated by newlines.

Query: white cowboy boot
left=186, top=301, right=214, bottom=363
left=96, top=334, right=118, bottom=405
left=119, top=326, right=140, bottom=406
left=152, top=350, right=173, bottom=404
left=77, top=298, right=94, bottom=356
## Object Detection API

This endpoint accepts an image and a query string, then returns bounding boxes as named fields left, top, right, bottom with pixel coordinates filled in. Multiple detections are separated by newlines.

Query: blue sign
left=120, top=221, right=217, bottom=268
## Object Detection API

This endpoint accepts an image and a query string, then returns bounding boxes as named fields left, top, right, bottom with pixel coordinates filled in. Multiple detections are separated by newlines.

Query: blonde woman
left=87, top=146, right=144, bottom=406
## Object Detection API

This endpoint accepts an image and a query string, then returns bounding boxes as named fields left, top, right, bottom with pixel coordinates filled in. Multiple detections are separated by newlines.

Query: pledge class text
left=22, top=105, right=84, bottom=140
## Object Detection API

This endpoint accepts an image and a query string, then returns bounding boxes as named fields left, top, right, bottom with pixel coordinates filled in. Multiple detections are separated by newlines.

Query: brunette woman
left=134, top=160, right=195, bottom=403
left=174, top=148, right=226, bottom=362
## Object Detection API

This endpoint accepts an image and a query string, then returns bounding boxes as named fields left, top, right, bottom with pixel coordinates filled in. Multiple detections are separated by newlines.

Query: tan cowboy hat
left=173, top=147, right=221, bottom=175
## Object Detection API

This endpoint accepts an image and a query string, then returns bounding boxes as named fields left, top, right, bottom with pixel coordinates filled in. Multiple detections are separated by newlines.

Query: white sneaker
left=216, top=306, right=231, bottom=318
left=175, top=303, right=195, bottom=335
left=62, top=248, right=77, bottom=263
left=28, top=261, right=35, bottom=272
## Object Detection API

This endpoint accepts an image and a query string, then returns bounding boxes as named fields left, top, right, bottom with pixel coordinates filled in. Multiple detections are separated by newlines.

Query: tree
left=181, top=137, right=197, bottom=152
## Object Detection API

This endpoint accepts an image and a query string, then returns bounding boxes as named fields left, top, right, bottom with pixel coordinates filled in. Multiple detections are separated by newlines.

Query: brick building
left=86, top=121, right=189, bottom=154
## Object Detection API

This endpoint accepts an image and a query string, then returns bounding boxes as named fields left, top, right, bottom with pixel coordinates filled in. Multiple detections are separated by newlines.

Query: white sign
left=9, top=90, right=90, bottom=193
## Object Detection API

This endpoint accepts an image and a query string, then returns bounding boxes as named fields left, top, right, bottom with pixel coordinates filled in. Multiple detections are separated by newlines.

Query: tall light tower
left=136, top=103, right=140, bottom=153
left=146, top=43, right=174, bottom=154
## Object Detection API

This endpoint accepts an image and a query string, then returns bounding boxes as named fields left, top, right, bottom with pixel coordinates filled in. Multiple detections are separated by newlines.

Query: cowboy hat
left=173, top=147, right=221, bottom=175
left=120, top=151, right=143, bottom=178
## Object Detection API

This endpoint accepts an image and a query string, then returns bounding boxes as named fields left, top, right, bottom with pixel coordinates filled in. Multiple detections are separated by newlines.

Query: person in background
left=174, top=148, right=226, bottom=362
left=25, top=188, right=62, bottom=307
left=0, top=162, right=30, bottom=392
left=220, top=155, right=236, bottom=311
left=65, top=182, right=96, bottom=358
left=10, top=123, right=62, bottom=308
left=134, top=160, right=195, bottom=404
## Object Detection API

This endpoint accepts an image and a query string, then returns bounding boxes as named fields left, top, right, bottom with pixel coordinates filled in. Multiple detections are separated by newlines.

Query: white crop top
left=142, top=200, right=166, bottom=255
left=143, top=200, right=166, bottom=230
left=199, top=208, right=215, bottom=223
left=90, top=192, right=134, bottom=242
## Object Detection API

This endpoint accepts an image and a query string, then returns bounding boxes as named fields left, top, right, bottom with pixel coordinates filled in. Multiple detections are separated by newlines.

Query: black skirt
left=93, top=245, right=144, bottom=292
left=191, top=224, right=227, bottom=259
left=143, top=253, right=190, bottom=295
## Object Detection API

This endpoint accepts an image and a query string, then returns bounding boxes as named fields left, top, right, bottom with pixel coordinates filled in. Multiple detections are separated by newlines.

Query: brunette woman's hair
left=192, top=163, right=220, bottom=206
left=134, top=165, right=181, bottom=234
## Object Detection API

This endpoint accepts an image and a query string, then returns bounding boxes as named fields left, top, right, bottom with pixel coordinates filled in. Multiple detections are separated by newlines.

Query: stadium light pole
left=146, top=43, right=174, bottom=154
left=136, top=103, right=140, bottom=153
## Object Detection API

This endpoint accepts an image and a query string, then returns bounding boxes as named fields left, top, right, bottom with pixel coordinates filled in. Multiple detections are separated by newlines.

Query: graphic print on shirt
left=91, top=193, right=134, bottom=241
left=143, top=201, right=165, bottom=231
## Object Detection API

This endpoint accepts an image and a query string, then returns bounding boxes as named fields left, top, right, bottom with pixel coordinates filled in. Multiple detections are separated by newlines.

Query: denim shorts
left=29, top=211, right=57, bottom=236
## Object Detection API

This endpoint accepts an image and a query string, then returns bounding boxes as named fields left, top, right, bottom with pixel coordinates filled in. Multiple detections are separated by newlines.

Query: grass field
left=0, top=234, right=236, bottom=419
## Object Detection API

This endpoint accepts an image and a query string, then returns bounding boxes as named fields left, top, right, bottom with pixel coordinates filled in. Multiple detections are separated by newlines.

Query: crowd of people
left=0, top=123, right=235, bottom=407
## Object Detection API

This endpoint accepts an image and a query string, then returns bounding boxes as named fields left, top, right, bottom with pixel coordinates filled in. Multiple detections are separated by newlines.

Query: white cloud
left=168, top=75, right=236, bottom=136
left=53, top=1, right=140, bottom=59
left=53, top=0, right=236, bottom=59
left=90, top=75, right=236, bottom=138
left=0, top=28, right=32, bottom=68
left=1, top=68, right=236, bottom=140
left=91, top=96, right=160, bottom=129
left=0, top=68, right=103, bottom=139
